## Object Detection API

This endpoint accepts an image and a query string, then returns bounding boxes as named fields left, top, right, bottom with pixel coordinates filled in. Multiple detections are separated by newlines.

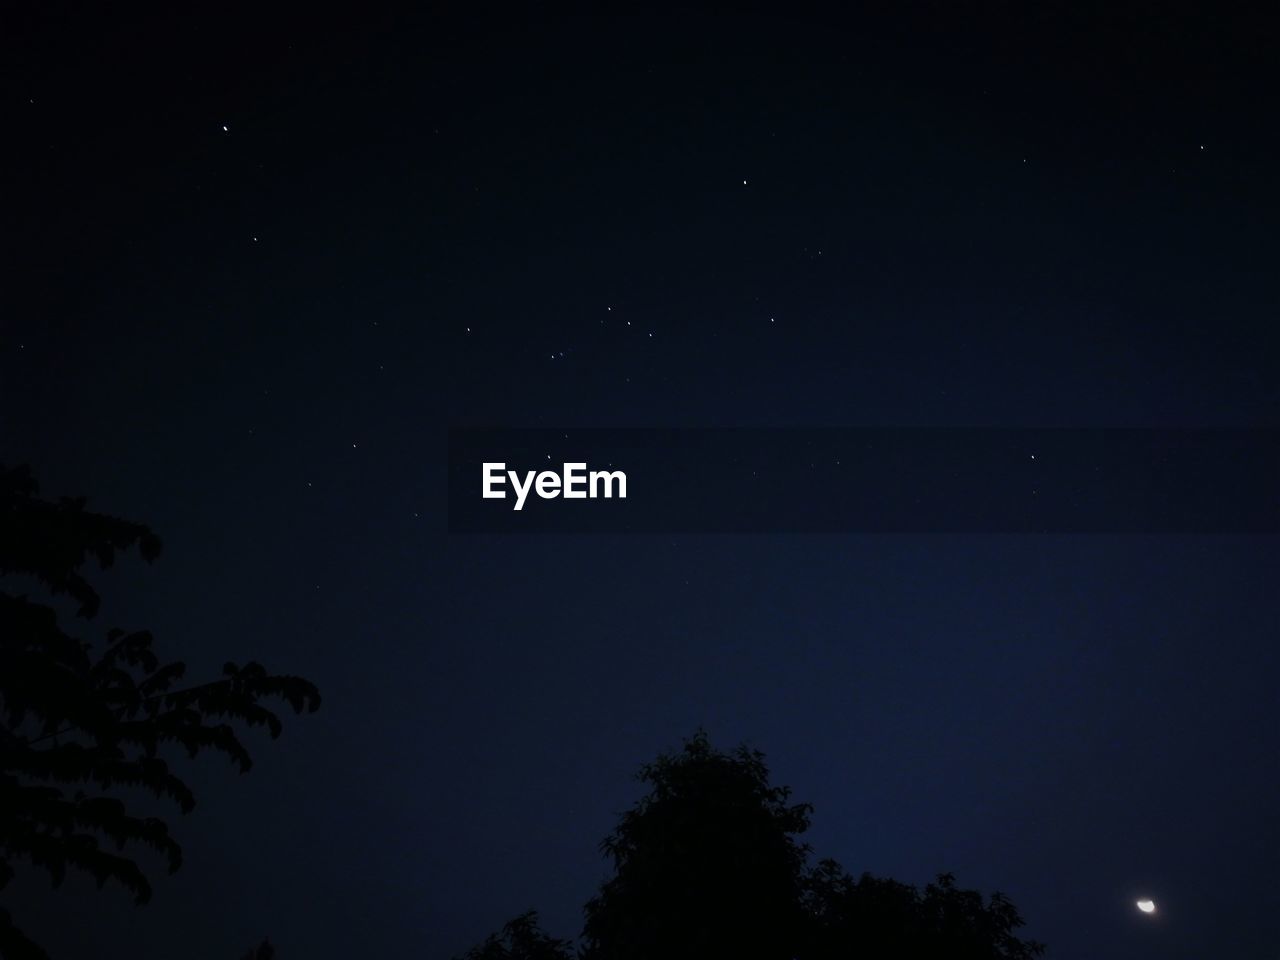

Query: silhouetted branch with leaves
left=0, top=465, right=320, bottom=958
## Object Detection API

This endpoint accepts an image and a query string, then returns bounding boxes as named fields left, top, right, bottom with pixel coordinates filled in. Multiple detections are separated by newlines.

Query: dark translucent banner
left=447, top=429, right=1278, bottom=533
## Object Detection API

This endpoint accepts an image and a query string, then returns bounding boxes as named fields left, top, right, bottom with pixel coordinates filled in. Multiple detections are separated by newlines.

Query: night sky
left=4, top=4, right=1278, bottom=958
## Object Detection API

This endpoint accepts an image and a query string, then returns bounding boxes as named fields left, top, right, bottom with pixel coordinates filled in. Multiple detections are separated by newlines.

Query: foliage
left=465, top=731, right=1044, bottom=960
left=803, top=859, right=1045, bottom=959
left=581, top=731, right=812, bottom=960
left=0, top=465, right=320, bottom=957
left=455, top=912, right=574, bottom=960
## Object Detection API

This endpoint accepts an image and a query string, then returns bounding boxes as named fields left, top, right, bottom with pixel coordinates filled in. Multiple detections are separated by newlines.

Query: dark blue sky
left=3, top=5, right=1277, bottom=957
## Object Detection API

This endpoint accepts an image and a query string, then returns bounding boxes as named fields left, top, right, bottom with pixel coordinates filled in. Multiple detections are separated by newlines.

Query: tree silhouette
left=582, top=732, right=811, bottom=960
left=239, top=938, right=275, bottom=960
left=803, top=859, right=1045, bottom=959
left=0, top=465, right=321, bottom=958
left=463, top=732, right=1044, bottom=959
left=456, top=912, right=574, bottom=960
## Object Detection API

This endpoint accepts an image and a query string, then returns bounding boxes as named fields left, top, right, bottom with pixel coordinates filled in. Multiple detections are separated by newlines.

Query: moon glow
left=1136, top=899, right=1156, bottom=914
